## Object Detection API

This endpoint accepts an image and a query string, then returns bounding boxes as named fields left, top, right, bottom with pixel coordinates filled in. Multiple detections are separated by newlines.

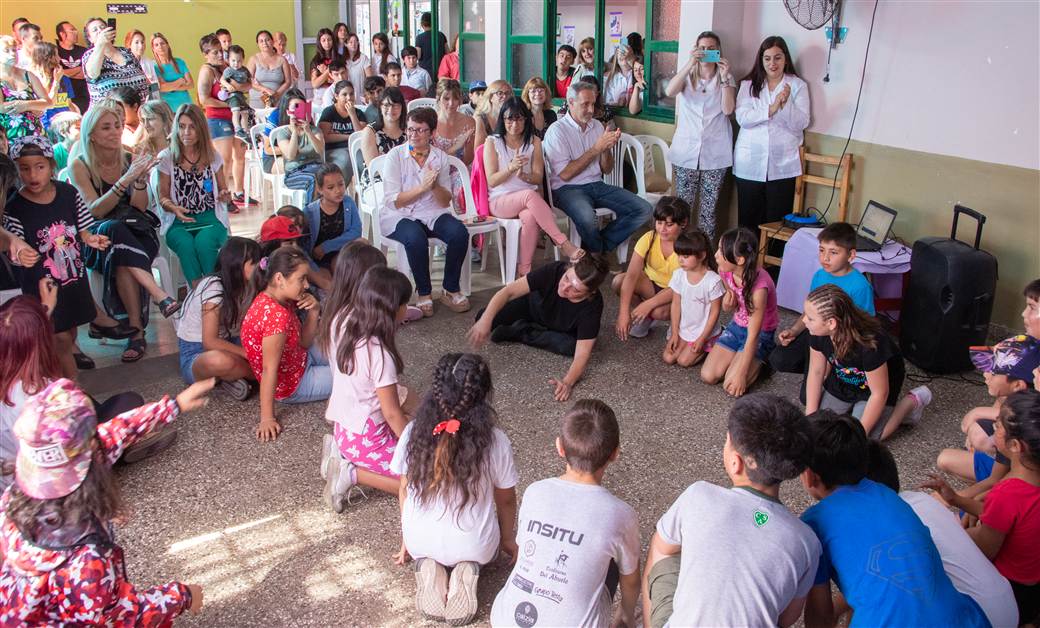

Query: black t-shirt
left=810, top=332, right=905, bottom=406
left=415, top=30, right=447, bottom=76
left=525, top=261, right=603, bottom=341
left=319, top=105, right=367, bottom=150
left=56, top=44, right=88, bottom=107
left=316, top=204, right=344, bottom=251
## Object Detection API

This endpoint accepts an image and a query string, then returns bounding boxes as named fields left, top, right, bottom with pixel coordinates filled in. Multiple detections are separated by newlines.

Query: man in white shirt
left=400, top=46, right=432, bottom=96
left=542, top=81, right=652, bottom=255
left=15, top=22, right=41, bottom=70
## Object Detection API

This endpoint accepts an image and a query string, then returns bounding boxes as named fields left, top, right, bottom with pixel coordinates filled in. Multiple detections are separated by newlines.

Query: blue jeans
left=552, top=181, right=652, bottom=253
left=284, top=163, right=322, bottom=205
left=387, top=213, right=468, bottom=296
left=282, top=345, right=332, bottom=404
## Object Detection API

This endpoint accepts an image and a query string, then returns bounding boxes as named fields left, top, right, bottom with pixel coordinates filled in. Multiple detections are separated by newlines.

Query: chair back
left=445, top=155, right=478, bottom=218
left=363, top=154, right=388, bottom=248
left=348, top=131, right=367, bottom=195
left=407, top=97, right=437, bottom=112
left=603, top=132, right=644, bottom=194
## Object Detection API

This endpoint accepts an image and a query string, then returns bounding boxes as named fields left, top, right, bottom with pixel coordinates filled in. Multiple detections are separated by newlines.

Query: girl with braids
left=802, top=284, right=912, bottom=440
left=175, top=237, right=261, bottom=402
left=613, top=196, right=689, bottom=341
left=924, top=390, right=1040, bottom=625
left=389, top=353, right=518, bottom=626
left=241, top=246, right=330, bottom=442
left=319, top=255, right=417, bottom=512
left=701, top=227, right=778, bottom=397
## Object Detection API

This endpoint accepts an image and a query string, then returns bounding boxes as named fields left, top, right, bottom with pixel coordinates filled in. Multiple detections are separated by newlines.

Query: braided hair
left=805, top=284, right=881, bottom=359
left=405, top=353, right=496, bottom=521
left=718, top=228, right=760, bottom=315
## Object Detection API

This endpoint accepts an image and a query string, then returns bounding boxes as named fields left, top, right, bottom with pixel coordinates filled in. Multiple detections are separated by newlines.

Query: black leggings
left=478, top=297, right=578, bottom=357
left=90, top=392, right=145, bottom=423
left=735, top=176, right=797, bottom=231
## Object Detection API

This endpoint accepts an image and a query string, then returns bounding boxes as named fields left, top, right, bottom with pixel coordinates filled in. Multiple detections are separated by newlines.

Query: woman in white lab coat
left=664, top=30, right=736, bottom=240
left=733, top=36, right=810, bottom=230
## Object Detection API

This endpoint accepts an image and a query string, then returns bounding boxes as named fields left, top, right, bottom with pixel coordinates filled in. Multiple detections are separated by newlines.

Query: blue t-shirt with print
left=801, top=479, right=989, bottom=628
left=810, top=268, right=875, bottom=315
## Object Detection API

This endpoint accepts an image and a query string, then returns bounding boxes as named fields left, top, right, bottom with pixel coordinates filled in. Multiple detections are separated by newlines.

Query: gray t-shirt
left=176, top=276, right=224, bottom=343
left=490, top=477, right=640, bottom=628
left=655, top=482, right=821, bottom=627
left=270, top=124, right=323, bottom=173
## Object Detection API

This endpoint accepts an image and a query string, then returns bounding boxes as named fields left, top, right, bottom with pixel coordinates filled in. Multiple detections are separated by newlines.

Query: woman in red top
left=241, top=246, right=331, bottom=442
left=196, top=33, right=250, bottom=208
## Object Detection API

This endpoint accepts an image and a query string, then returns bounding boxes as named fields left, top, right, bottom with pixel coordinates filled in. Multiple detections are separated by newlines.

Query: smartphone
left=107, top=17, right=117, bottom=31
left=464, top=216, right=490, bottom=225
left=290, top=101, right=312, bottom=121
left=702, top=49, right=721, bottom=63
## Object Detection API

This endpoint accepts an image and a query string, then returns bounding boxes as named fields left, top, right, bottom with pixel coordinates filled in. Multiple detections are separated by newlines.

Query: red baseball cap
left=259, top=216, right=302, bottom=242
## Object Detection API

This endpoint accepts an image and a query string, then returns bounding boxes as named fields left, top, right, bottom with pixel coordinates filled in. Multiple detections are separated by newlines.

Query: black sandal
left=157, top=297, right=181, bottom=318
left=73, top=353, right=96, bottom=370
left=88, top=320, right=139, bottom=340
left=121, top=336, right=147, bottom=363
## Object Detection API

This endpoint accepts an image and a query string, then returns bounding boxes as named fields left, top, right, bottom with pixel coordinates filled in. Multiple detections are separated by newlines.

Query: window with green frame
left=505, top=0, right=678, bottom=122
left=458, top=0, right=486, bottom=87
left=379, top=0, right=446, bottom=74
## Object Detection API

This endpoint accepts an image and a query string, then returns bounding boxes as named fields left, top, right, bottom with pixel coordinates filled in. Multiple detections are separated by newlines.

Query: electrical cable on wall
left=818, top=0, right=881, bottom=224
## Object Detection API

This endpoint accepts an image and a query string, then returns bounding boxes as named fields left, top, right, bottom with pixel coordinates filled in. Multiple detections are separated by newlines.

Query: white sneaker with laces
left=629, top=317, right=653, bottom=338
left=320, top=434, right=335, bottom=480
left=323, top=453, right=357, bottom=513
left=906, top=385, right=933, bottom=426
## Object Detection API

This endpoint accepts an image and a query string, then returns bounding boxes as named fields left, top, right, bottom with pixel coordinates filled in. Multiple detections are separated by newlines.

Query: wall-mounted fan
left=783, top=0, right=840, bottom=31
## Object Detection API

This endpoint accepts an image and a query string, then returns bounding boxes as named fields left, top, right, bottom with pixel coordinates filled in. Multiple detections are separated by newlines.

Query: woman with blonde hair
left=156, top=103, right=231, bottom=285
left=603, top=44, right=644, bottom=115
left=473, top=78, right=511, bottom=148
left=520, top=76, right=556, bottom=139
left=431, top=78, right=475, bottom=165
left=72, top=100, right=181, bottom=362
left=573, top=37, right=596, bottom=81
left=135, top=99, right=174, bottom=158
left=151, top=32, right=194, bottom=111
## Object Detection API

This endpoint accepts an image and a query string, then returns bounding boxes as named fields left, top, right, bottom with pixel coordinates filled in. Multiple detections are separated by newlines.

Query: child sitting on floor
left=700, top=227, right=778, bottom=397
left=490, top=399, right=641, bottom=627
left=866, top=441, right=1019, bottom=628
left=924, top=389, right=1040, bottom=627
left=319, top=254, right=416, bottom=511
left=936, top=335, right=1039, bottom=505
left=0, top=377, right=212, bottom=625
left=241, top=246, right=330, bottom=442
left=643, top=393, right=820, bottom=628
left=613, top=196, right=688, bottom=340
left=391, top=353, right=518, bottom=626
left=800, top=411, right=989, bottom=627
left=770, top=222, right=877, bottom=375
left=802, top=284, right=926, bottom=440
left=175, top=237, right=261, bottom=401
left=663, top=230, right=724, bottom=368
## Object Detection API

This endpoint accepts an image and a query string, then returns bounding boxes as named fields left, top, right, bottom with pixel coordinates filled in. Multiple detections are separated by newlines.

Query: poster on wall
left=609, top=11, right=623, bottom=57
left=563, top=25, right=575, bottom=47
left=356, top=3, right=371, bottom=57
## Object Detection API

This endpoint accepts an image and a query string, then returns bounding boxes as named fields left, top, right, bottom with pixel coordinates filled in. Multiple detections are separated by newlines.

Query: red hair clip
left=433, top=418, right=461, bottom=436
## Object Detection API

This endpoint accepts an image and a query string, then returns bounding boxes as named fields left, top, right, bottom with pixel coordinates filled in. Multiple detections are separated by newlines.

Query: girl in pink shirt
left=701, top=227, right=778, bottom=397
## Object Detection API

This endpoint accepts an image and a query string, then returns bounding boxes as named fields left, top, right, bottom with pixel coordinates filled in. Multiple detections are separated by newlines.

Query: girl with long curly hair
left=389, top=352, right=518, bottom=626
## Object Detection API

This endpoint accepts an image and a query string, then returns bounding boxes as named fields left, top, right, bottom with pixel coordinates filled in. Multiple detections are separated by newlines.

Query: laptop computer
left=854, top=200, right=897, bottom=252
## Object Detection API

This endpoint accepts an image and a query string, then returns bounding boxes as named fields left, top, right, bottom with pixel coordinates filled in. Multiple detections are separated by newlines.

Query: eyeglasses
left=380, top=102, right=401, bottom=109
left=493, top=91, right=511, bottom=99
left=528, top=88, right=546, bottom=95
left=406, top=127, right=430, bottom=135
left=504, top=115, right=525, bottom=122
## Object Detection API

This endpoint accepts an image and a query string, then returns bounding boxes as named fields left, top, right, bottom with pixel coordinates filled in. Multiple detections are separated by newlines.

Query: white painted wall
left=735, top=0, right=1039, bottom=170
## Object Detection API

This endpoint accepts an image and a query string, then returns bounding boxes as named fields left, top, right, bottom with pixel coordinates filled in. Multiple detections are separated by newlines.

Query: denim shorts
left=207, top=117, right=234, bottom=140
left=178, top=336, right=241, bottom=383
left=715, top=320, right=777, bottom=363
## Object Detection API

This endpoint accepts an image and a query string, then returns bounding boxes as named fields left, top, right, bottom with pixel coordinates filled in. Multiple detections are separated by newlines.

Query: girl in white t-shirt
left=175, top=237, right=260, bottom=402
left=390, top=353, right=519, bottom=626
left=319, top=253, right=415, bottom=512
left=664, top=230, right=724, bottom=368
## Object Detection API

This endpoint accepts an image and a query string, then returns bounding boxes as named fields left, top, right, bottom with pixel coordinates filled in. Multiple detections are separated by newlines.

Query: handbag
left=120, top=209, right=161, bottom=238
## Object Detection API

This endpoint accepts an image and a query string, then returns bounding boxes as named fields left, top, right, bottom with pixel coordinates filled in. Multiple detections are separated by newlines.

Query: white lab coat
left=669, top=74, right=734, bottom=171
left=733, top=75, right=810, bottom=182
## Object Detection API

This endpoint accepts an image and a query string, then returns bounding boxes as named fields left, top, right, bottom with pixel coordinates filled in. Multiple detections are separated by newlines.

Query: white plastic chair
left=407, top=97, right=437, bottom=112
left=270, top=124, right=321, bottom=210
left=633, top=133, right=673, bottom=208
left=349, top=132, right=373, bottom=239
left=146, top=170, right=187, bottom=295
left=445, top=154, right=503, bottom=294
left=542, top=147, right=630, bottom=264
left=248, top=122, right=281, bottom=208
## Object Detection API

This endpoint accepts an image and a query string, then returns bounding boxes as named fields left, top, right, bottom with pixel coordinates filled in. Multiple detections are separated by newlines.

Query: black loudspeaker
left=900, top=205, right=998, bottom=373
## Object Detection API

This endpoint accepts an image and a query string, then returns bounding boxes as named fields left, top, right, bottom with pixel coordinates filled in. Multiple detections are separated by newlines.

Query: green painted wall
left=616, top=118, right=1040, bottom=329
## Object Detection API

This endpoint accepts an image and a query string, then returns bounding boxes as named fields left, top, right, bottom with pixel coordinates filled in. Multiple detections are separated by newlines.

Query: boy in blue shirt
left=799, top=412, right=990, bottom=628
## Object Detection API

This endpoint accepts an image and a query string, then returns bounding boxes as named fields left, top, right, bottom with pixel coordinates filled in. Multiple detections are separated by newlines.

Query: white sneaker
left=906, top=385, right=933, bottom=426
left=320, top=434, right=335, bottom=480
left=414, top=558, right=448, bottom=622
left=629, top=317, right=653, bottom=338
left=323, top=453, right=356, bottom=513
left=444, top=561, right=480, bottom=626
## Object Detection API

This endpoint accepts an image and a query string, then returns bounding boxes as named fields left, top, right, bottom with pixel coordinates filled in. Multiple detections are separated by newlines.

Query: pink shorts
left=333, top=418, right=399, bottom=478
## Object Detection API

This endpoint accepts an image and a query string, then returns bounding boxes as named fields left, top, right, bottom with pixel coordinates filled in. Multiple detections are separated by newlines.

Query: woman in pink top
left=700, top=227, right=778, bottom=397
left=484, top=97, right=582, bottom=276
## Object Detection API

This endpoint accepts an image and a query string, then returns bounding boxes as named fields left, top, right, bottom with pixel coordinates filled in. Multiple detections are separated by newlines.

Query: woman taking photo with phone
left=733, top=35, right=810, bottom=231
left=81, top=17, right=150, bottom=109
left=665, top=31, right=736, bottom=240
left=269, top=92, right=324, bottom=204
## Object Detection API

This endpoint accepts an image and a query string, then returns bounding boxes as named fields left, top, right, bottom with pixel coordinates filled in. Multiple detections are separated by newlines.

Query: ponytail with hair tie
left=258, top=256, right=269, bottom=271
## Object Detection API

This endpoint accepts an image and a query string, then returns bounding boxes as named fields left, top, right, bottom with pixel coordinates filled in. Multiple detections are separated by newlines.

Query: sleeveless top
left=487, top=136, right=537, bottom=200
left=204, top=65, right=232, bottom=120
left=253, top=59, right=285, bottom=92
left=375, top=128, right=405, bottom=155
left=0, top=72, right=45, bottom=138
left=77, top=156, right=139, bottom=222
